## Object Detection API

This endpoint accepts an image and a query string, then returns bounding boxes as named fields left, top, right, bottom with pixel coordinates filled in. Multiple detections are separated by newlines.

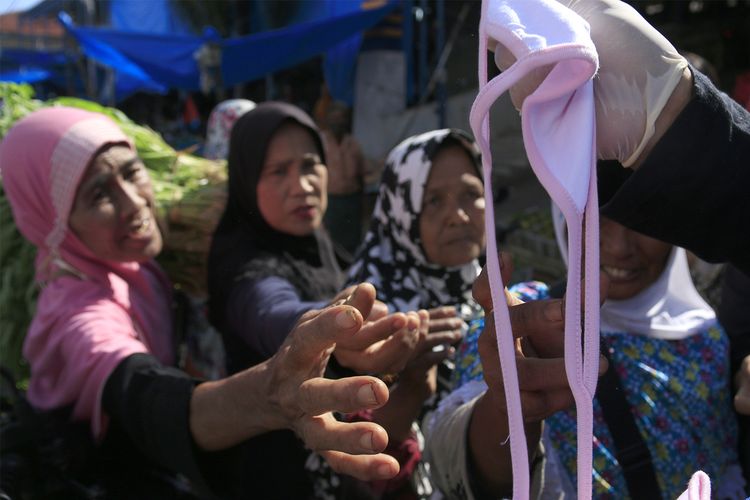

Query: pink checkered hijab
left=469, top=1, right=600, bottom=498
left=0, top=107, right=174, bottom=437
left=1, top=106, right=133, bottom=282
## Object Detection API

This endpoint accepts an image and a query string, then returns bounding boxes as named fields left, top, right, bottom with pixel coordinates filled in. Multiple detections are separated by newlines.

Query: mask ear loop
left=470, top=10, right=533, bottom=499
left=473, top=35, right=601, bottom=500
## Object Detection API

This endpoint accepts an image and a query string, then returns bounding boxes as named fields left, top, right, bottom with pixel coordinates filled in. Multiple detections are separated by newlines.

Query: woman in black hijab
left=208, top=102, right=346, bottom=372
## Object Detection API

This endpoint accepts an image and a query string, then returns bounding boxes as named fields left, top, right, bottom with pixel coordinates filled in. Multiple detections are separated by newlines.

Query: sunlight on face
left=600, top=217, right=672, bottom=300
left=256, top=123, right=328, bottom=236
left=69, top=145, right=162, bottom=263
left=419, top=145, right=485, bottom=267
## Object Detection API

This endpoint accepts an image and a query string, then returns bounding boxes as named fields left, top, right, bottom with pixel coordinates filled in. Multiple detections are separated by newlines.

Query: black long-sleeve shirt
left=602, top=70, right=750, bottom=275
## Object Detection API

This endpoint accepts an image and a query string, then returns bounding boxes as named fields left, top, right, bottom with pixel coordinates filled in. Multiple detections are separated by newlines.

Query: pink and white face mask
left=469, top=1, right=600, bottom=498
left=469, top=2, right=714, bottom=499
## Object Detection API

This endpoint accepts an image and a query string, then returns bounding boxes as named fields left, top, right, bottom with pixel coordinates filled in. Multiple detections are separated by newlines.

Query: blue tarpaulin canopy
left=0, top=68, right=52, bottom=83
left=55, top=0, right=399, bottom=100
left=222, top=1, right=398, bottom=91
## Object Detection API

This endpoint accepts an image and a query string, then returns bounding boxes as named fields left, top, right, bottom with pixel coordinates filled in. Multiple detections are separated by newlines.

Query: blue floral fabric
left=452, top=282, right=740, bottom=500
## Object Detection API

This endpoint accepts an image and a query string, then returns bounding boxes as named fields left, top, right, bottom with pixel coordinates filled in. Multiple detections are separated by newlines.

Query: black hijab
left=207, top=102, right=344, bottom=332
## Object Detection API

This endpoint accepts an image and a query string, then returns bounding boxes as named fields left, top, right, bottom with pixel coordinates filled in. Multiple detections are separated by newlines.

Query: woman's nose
left=118, top=181, right=147, bottom=218
left=291, top=171, right=315, bottom=194
left=601, top=222, right=632, bottom=257
left=447, top=202, right=470, bottom=226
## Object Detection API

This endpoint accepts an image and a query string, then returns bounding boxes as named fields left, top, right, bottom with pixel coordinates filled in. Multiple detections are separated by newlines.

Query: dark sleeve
left=602, top=70, right=750, bottom=275
left=101, top=353, right=215, bottom=496
left=225, top=276, right=327, bottom=359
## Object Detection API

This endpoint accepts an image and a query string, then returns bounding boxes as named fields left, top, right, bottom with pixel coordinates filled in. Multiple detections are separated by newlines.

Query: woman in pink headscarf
left=0, top=107, right=400, bottom=497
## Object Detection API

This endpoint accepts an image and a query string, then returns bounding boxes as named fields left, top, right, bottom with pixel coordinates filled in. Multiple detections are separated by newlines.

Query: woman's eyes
left=424, top=195, right=442, bottom=208
left=91, top=188, right=107, bottom=203
left=123, top=165, right=146, bottom=182
left=301, top=156, right=322, bottom=171
left=461, top=189, right=483, bottom=202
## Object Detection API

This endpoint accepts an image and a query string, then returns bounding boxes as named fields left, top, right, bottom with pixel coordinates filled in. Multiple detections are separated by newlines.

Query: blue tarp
left=1, top=48, right=68, bottom=67
left=222, top=1, right=398, bottom=89
left=110, top=0, right=194, bottom=36
left=55, top=0, right=398, bottom=98
left=59, top=12, right=206, bottom=91
left=0, top=68, right=51, bottom=83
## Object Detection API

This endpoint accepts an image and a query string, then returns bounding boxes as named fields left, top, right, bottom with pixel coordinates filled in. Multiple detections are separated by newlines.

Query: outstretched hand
left=466, top=253, right=608, bottom=495
left=472, top=253, right=609, bottom=422
left=265, top=284, right=401, bottom=480
left=333, top=283, right=423, bottom=375
left=189, top=283, right=400, bottom=482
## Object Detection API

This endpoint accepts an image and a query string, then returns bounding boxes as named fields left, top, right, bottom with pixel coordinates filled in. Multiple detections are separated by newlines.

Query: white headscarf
left=552, top=202, right=715, bottom=339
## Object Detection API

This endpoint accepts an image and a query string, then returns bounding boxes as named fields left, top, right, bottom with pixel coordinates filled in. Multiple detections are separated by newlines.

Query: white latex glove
left=493, top=0, right=690, bottom=168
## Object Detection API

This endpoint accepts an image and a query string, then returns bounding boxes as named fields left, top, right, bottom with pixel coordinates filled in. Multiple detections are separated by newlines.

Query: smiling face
left=68, top=145, right=162, bottom=263
left=256, top=122, right=328, bottom=236
left=419, top=144, right=486, bottom=267
left=600, top=216, right=672, bottom=300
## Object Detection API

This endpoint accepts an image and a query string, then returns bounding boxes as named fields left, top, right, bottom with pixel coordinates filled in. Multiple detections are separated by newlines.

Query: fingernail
left=360, top=432, right=374, bottom=450
left=392, top=315, right=406, bottom=329
left=357, top=383, right=378, bottom=406
left=336, top=309, right=358, bottom=328
left=378, top=464, right=395, bottom=478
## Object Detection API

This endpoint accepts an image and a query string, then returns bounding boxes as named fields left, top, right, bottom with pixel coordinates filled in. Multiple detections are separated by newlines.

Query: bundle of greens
left=0, top=83, right=227, bottom=383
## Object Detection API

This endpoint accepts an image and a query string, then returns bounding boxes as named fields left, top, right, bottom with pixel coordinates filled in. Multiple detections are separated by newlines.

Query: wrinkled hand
left=399, top=309, right=462, bottom=394
left=333, top=283, right=423, bottom=375
left=492, top=0, right=690, bottom=168
left=735, top=355, right=750, bottom=415
left=427, top=306, right=464, bottom=336
left=472, top=254, right=609, bottom=422
left=265, top=284, right=400, bottom=480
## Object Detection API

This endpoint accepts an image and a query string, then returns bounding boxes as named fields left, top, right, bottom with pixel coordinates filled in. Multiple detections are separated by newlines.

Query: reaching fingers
left=297, top=377, right=389, bottom=415
left=422, top=331, right=462, bottom=351
left=472, top=252, right=514, bottom=312
left=343, top=283, right=378, bottom=320
left=509, top=299, right=566, bottom=356
left=286, top=305, right=363, bottom=370
left=297, top=413, right=389, bottom=455
left=368, top=300, right=389, bottom=322
left=330, top=285, right=357, bottom=305
left=413, top=310, right=428, bottom=344
left=319, top=450, right=400, bottom=482
left=340, top=313, right=408, bottom=351
left=360, top=320, right=421, bottom=374
left=427, top=306, right=458, bottom=320
left=428, top=317, right=464, bottom=335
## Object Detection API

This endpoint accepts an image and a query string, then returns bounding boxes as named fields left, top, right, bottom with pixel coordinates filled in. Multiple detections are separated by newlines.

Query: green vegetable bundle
left=0, top=83, right=227, bottom=383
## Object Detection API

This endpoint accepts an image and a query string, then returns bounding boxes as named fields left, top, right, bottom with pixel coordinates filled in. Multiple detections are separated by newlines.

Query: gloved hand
left=493, top=0, right=692, bottom=168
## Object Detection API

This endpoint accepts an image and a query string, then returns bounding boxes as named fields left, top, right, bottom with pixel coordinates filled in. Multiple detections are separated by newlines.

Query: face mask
left=469, top=1, right=600, bottom=498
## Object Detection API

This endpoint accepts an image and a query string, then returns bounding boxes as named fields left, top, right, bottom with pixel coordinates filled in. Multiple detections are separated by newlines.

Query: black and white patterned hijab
left=348, top=129, right=484, bottom=315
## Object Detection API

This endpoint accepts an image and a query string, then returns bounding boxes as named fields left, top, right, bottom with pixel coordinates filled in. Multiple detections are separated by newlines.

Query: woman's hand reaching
left=189, top=283, right=401, bottom=481
left=332, top=284, right=424, bottom=375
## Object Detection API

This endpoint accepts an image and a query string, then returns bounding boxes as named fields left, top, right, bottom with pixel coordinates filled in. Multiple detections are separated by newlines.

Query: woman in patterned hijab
left=348, top=129, right=485, bottom=317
